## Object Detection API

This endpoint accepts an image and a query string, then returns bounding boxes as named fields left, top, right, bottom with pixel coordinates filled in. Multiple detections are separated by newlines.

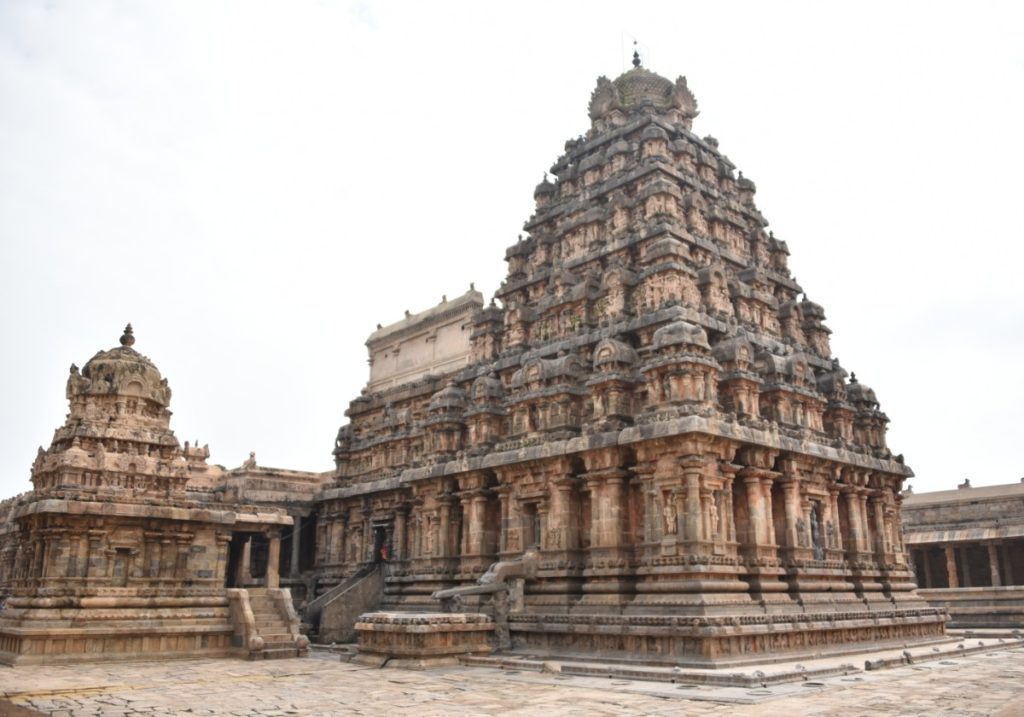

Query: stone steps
left=243, top=589, right=305, bottom=660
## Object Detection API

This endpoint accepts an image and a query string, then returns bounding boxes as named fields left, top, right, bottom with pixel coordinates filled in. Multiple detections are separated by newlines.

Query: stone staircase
left=246, top=588, right=307, bottom=660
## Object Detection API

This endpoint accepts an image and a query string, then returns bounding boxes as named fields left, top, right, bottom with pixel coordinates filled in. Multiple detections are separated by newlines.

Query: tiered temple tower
left=320, top=57, right=945, bottom=663
left=0, top=326, right=299, bottom=664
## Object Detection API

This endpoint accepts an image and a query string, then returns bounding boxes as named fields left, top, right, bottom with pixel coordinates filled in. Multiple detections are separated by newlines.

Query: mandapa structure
left=903, top=480, right=1024, bottom=629
left=317, top=56, right=946, bottom=666
left=0, top=326, right=316, bottom=664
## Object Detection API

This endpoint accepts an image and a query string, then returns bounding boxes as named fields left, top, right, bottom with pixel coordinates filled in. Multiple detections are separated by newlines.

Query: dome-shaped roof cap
left=534, top=173, right=556, bottom=198
left=77, top=324, right=171, bottom=406
left=471, top=372, right=504, bottom=401
left=846, top=373, right=879, bottom=408
left=641, top=124, right=670, bottom=141
left=429, top=381, right=469, bottom=411
left=652, top=320, right=711, bottom=351
left=593, top=338, right=639, bottom=368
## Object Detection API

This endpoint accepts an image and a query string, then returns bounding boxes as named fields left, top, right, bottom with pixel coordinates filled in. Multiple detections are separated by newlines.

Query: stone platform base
left=462, top=634, right=1024, bottom=687
left=920, top=587, right=1024, bottom=629
left=354, top=612, right=494, bottom=666
left=508, top=607, right=949, bottom=668
left=0, top=592, right=235, bottom=666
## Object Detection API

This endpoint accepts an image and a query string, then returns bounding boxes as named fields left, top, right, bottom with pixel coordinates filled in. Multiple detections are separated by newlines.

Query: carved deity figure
left=796, top=517, right=807, bottom=547
left=663, top=499, right=677, bottom=535
left=425, top=518, right=435, bottom=556
left=811, top=513, right=824, bottom=560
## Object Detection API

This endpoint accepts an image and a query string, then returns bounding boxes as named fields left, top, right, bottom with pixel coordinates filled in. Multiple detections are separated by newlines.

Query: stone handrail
left=303, top=563, right=378, bottom=623
left=268, top=588, right=310, bottom=651
left=226, top=588, right=263, bottom=657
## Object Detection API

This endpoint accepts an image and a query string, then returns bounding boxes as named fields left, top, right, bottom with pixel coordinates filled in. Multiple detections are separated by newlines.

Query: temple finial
left=120, top=323, right=135, bottom=347
left=632, top=41, right=641, bottom=68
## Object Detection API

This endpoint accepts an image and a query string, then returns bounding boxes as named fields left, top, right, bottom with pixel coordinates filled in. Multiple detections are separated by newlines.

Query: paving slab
left=2, top=647, right=1024, bottom=716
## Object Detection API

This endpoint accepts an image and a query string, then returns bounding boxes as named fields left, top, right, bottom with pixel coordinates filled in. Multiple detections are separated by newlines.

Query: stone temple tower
left=317, top=56, right=946, bottom=663
left=0, top=326, right=298, bottom=664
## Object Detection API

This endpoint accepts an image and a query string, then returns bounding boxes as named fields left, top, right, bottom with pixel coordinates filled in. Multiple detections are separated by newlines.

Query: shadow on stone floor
left=0, top=701, right=42, bottom=717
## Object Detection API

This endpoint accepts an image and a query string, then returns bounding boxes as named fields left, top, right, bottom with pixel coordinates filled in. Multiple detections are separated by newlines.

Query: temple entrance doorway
left=372, top=525, right=388, bottom=563
left=225, top=532, right=269, bottom=588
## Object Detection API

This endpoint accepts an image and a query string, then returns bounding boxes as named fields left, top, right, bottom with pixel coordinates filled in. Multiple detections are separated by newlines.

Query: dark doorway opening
left=373, top=525, right=388, bottom=563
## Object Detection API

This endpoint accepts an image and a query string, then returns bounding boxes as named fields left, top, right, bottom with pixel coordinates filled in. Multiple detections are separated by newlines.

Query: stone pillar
left=393, top=507, right=407, bottom=561
left=631, top=463, right=657, bottom=543
left=216, top=533, right=231, bottom=584
left=680, top=456, right=704, bottom=543
left=945, top=545, right=959, bottom=588
left=828, top=489, right=843, bottom=551
left=586, top=469, right=627, bottom=549
left=857, top=493, right=872, bottom=554
left=267, top=531, right=281, bottom=589
left=762, top=477, right=777, bottom=547
left=174, top=535, right=191, bottom=579
left=315, top=519, right=326, bottom=563
left=290, top=517, right=302, bottom=577
left=323, top=518, right=335, bottom=564
left=497, top=487, right=511, bottom=553
left=438, top=497, right=452, bottom=558
left=870, top=495, right=887, bottom=558
left=781, top=478, right=801, bottom=551
left=547, top=477, right=579, bottom=551
left=700, top=490, right=713, bottom=541
left=458, top=494, right=473, bottom=555
left=467, top=494, right=488, bottom=555
left=236, top=535, right=252, bottom=586
left=842, top=490, right=863, bottom=553
left=362, top=511, right=372, bottom=562
left=988, top=543, right=1002, bottom=587
left=959, top=546, right=972, bottom=587
left=586, top=474, right=604, bottom=548
left=605, top=471, right=627, bottom=548
left=740, top=471, right=767, bottom=548
left=337, top=516, right=348, bottom=566
left=922, top=548, right=933, bottom=588
left=86, top=530, right=107, bottom=580
left=719, top=463, right=739, bottom=544
left=159, top=538, right=174, bottom=578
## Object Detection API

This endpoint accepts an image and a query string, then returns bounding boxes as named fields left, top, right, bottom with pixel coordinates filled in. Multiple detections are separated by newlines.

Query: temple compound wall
left=903, top=481, right=1024, bottom=629
left=313, top=57, right=945, bottom=666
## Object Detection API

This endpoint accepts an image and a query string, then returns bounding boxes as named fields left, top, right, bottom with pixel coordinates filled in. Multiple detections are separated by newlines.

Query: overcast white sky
left=1, top=1, right=1022, bottom=497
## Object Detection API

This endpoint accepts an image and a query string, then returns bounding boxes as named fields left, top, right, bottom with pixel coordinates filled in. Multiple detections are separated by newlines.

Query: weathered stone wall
left=366, top=290, right=483, bottom=392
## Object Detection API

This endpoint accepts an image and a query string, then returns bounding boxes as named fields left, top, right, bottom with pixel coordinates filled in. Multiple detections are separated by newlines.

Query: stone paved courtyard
left=3, top=648, right=1024, bottom=717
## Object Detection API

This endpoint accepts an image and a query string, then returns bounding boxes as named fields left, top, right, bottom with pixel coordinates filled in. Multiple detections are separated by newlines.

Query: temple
left=317, top=56, right=945, bottom=664
left=0, top=57, right=949, bottom=667
left=0, top=326, right=314, bottom=664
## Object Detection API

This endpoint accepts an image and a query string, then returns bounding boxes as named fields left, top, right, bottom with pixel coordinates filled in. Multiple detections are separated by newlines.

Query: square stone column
left=944, top=545, right=959, bottom=588
left=987, top=543, right=1002, bottom=587
left=266, top=531, right=281, bottom=589
left=290, top=517, right=302, bottom=578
